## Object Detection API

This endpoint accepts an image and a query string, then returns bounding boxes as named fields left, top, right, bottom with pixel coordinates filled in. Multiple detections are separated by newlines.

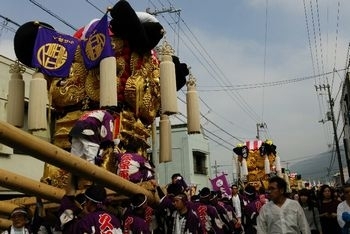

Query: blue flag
left=32, top=27, right=79, bottom=77
left=80, top=13, right=114, bottom=69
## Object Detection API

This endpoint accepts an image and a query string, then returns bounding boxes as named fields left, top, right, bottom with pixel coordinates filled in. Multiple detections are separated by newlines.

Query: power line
left=196, top=68, right=346, bottom=91
left=149, top=0, right=261, bottom=124
left=177, top=97, right=244, bottom=143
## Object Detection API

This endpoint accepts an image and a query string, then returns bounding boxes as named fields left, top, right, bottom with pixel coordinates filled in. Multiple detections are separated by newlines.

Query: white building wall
left=154, top=124, right=212, bottom=190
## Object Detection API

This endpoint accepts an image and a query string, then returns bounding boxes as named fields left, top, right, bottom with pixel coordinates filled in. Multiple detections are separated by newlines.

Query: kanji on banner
left=80, top=13, right=114, bottom=69
left=32, top=27, right=79, bottom=77
left=209, top=173, right=231, bottom=198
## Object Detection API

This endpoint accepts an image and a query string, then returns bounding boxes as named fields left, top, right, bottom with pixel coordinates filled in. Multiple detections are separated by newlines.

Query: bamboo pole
left=0, top=201, right=18, bottom=216
left=0, top=168, right=65, bottom=203
left=0, top=218, right=12, bottom=230
left=0, top=121, right=156, bottom=203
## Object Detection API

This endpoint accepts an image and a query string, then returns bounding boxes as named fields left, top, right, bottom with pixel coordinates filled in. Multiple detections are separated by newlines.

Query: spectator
left=230, top=184, right=242, bottom=227
left=337, top=183, right=350, bottom=233
left=256, top=176, right=310, bottom=234
left=298, top=188, right=322, bottom=234
left=2, top=207, right=32, bottom=234
left=318, top=184, right=341, bottom=234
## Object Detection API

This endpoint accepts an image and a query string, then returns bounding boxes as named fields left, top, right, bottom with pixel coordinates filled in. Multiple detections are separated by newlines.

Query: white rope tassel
left=241, top=158, right=248, bottom=176
left=159, top=114, right=172, bottom=163
left=28, top=72, right=48, bottom=131
left=186, top=71, right=201, bottom=134
left=7, top=62, right=25, bottom=127
left=159, top=40, right=178, bottom=115
left=284, top=173, right=291, bottom=193
left=275, top=154, right=281, bottom=173
left=264, top=155, right=271, bottom=174
left=100, top=56, right=117, bottom=107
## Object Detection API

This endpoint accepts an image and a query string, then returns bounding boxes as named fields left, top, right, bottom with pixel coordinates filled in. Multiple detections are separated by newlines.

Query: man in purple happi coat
left=123, top=193, right=150, bottom=234
left=169, top=192, right=201, bottom=234
left=69, top=106, right=118, bottom=165
left=116, top=152, right=154, bottom=183
left=76, top=184, right=122, bottom=234
left=191, top=187, right=225, bottom=234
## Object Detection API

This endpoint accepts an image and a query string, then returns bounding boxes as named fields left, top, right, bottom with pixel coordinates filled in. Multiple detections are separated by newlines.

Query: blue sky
left=1, top=0, right=349, bottom=178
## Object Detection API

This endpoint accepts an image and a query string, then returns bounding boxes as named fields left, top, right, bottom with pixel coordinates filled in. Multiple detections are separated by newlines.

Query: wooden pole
left=0, top=121, right=156, bottom=203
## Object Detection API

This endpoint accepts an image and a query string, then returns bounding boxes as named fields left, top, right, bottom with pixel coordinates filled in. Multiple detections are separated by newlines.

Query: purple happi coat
left=123, top=213, right=150, bottom=234
left=116, top=152, right=154, bottom=183
left=77, top=209, right=122, bottom=234
left=169, top=208, right=201, bottom=234
left=69, top=110, right=114, bottom=147
left=191, top=202, right=224, bottom=234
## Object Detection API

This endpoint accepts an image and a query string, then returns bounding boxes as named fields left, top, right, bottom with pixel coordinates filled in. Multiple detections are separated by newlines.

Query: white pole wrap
left=28, top=72, right=48, bottom=131
left=159, top=40, right=178, bottom=115
left=100, top=56, right=117, bottom=107
left=159, top=114, right=172, bottom=163
left=7, top=62, right=25, bottom=127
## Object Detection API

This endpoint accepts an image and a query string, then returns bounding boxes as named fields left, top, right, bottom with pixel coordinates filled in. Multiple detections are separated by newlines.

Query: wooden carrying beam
left=0, top=121, right=156, bottom=203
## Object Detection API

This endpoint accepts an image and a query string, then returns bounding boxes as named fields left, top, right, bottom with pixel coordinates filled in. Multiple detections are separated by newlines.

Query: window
left=193, top=150, right=207, bottom=175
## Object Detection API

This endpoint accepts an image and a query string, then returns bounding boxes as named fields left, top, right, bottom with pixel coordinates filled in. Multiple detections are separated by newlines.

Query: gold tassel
left=186, top=70, right=201, bottom=134
left=241, top=158, right=248, bottom=176
left=159, top=40, right=178, bottom=115
left=28, top=71, right=48, bottom=131
left=7, top=61, right=25, bottom=127
left=100, top=56, right=117, bottom=107
left=159, top=114, right=172, bottom=163
left=264, top=155, right=271, bottom=174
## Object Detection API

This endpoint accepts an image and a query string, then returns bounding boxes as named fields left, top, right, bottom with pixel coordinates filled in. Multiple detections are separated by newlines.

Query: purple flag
left=80, top=13, right=114, bottom=69
left=32, top=27, right=79, bottom=77
left=210, top=173, right=231, bottom=198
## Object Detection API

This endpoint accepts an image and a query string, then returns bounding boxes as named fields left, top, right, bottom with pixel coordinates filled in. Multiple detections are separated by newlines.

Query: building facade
left=153, top=124, right=212, bottom=190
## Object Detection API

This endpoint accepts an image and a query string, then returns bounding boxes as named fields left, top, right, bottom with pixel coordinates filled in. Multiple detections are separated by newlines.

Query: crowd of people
left=4, top=174, right=350, bottom=234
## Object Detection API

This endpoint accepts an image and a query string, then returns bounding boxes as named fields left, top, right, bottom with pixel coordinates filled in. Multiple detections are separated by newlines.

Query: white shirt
left=256, top=198, right=311, bottom=234
left=231, top=194, right=242, bottom=218
left=337, top=200, right=350, bottom=228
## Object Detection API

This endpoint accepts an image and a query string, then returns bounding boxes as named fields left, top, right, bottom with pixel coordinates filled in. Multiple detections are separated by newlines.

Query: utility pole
left=256, top=122, right=267, bottom=139
left=316, top=84, right=345, bottom=185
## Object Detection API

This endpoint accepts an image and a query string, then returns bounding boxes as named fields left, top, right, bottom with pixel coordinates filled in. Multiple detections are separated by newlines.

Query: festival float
left=0, top=0, right=202, bottom=228
left=233, top=139, right=287, bottom=190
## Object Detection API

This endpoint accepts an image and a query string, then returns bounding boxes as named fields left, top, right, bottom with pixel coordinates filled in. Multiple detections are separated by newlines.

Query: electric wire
left=261, top=0, right=269, bottom=127
left=331, top=1, right=341, bottom=90
left=28, top=0, right=77, bottom=31
left=150, top=0, right=261, bottom=124
left=196, top=68, right=345, bottom=91
left=174, top=113, right=233, bottom=151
